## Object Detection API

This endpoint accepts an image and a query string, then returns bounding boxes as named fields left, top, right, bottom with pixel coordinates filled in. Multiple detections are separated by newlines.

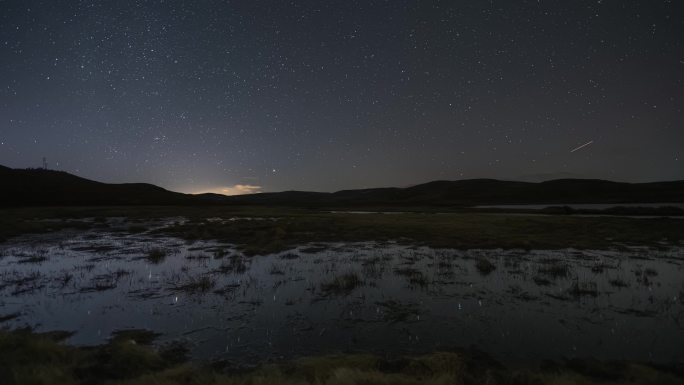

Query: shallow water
left=1, top=219, right=683, bottom=365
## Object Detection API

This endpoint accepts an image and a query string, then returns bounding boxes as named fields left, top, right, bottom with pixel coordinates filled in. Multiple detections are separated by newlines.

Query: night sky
left=1, top=1, right=682, bottom=195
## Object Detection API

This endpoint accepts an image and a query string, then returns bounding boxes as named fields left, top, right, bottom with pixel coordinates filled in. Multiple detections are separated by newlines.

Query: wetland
left=1, top=207, right=683, bottom=384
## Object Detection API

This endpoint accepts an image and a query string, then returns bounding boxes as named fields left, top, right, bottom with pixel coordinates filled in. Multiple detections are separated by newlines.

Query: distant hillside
left=226, top=178, right=684, bottom=207
left=0, top=166, right=193, bottom=206
left=1, top=165, right=683, bottom=207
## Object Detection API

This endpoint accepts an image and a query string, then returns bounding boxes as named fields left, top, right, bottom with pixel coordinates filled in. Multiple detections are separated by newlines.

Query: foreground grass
left=1, top=329, right=682, bottom=385
left=1, top=206, right=683, bottom=254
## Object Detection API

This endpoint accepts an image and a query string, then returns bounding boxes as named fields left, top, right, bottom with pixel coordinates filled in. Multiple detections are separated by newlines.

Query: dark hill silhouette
left=0, top=166, right=191, bottom=206
left=225, top=178, right=684, bottom=207
left=1, top=165, right=683, bottom=207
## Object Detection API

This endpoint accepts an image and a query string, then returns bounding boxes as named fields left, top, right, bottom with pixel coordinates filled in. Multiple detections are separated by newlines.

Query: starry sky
left=1, top=1, right=682, bottom=195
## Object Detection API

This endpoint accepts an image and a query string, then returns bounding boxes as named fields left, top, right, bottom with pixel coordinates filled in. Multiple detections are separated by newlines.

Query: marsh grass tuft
left=17, top=254, right=48, bottom=264
left=216, top=255, right=248, bottom=274
left=212, top=248, right=230, bottom=259
left=110, top=329, right=161, bottom=345
left=146, top=247, right=168, bottom=264
left=279, top=252, right=300, bottom=260
left=0, top=312, right=20, bottom=322
left=609, top=278, right=629, bottom=288
left=475, top=258, right=496, bottom=275
left=568, top=280, right=599, bottom=298
left=269, top=263, right=285, bottom=275
left=321, top=272, right=361, bottom=295
left=376, top=300, right=421, bottom=324
left=533, top=276, right=552, bottom=286
left=172, top=275, right=216, bottom=294
left=538, top=263, right=569, bottom=278
left=393, top=267, right=429, bottom=287
left=127, top=224, right=149, bottom=234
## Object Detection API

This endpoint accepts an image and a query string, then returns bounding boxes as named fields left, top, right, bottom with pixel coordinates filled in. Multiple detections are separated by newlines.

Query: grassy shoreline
left=1, top=328, right=682, bottom=385
left=2, top=206, right=683, bottom=254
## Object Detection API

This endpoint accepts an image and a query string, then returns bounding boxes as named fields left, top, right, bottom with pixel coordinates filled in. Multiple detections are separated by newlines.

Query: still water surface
left=0, top=218, right=682, bottom=365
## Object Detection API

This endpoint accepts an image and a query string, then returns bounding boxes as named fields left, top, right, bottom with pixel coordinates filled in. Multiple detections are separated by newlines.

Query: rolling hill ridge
left=1, top=165, right=683, bottom=208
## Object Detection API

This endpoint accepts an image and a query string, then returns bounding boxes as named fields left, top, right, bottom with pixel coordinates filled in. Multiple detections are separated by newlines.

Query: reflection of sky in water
left=0, top=221, right=683, bottom=366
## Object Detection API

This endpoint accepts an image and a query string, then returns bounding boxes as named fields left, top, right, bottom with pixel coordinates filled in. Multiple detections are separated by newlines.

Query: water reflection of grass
left=1, top=328, right=682, bottom=385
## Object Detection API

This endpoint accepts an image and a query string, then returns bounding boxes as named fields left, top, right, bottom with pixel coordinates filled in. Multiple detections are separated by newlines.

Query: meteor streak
left=570, top=140, right=594, bottom=153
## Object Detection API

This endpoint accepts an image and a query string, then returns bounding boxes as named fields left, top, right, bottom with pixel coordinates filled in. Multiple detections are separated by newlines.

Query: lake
left=1, top=217, right=683, bottom=367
